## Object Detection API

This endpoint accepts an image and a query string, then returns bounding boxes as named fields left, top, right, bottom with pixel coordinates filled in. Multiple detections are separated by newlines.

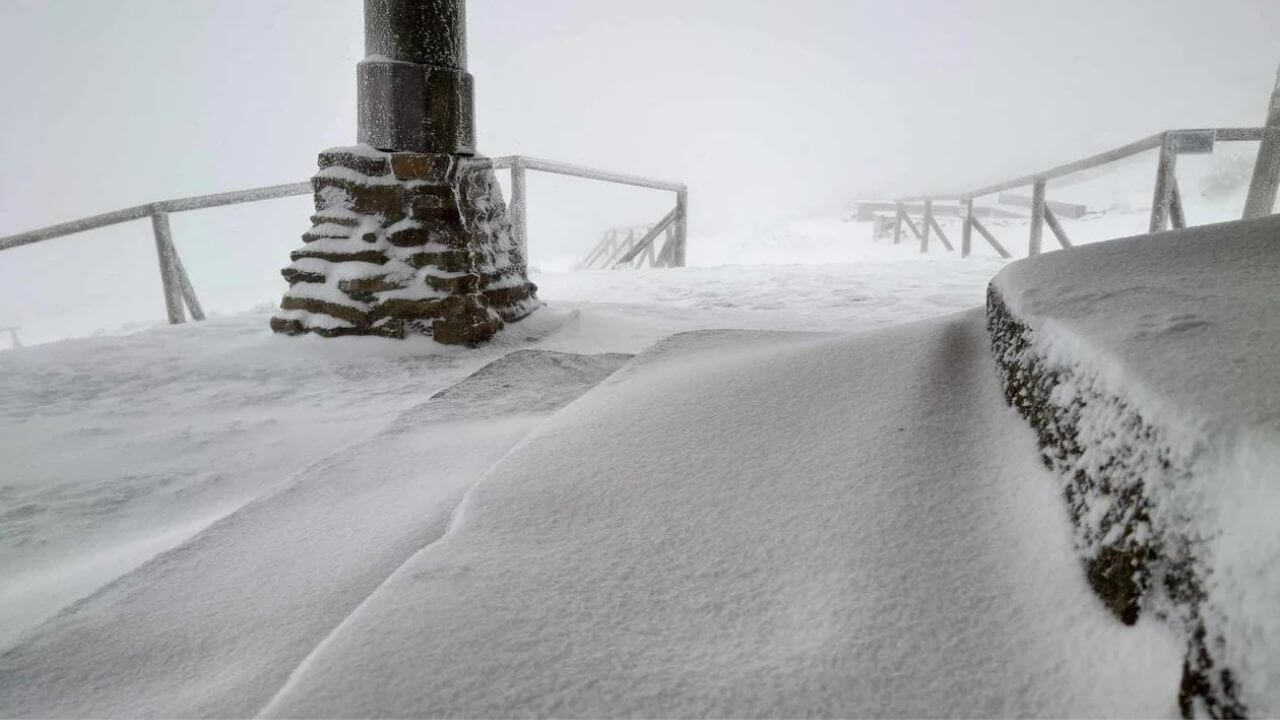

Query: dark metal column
left=358, top=0, right=476, bottom=155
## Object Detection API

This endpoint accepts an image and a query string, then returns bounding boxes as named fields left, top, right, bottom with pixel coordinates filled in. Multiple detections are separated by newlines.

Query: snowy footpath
left=1, top=223, right=1237, bottom=716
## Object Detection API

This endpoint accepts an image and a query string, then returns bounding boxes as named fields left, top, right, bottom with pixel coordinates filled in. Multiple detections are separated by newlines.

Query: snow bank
left=0, top=349, right=629, bottom=717
left=262, top=316, right=1180, bottom=718
left=988, top=213, right=1280, bottom=717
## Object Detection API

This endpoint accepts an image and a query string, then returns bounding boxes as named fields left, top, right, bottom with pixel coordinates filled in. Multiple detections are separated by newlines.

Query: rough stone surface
left=986, top=287, right=1246, bottom=719
left=272, top=146, right=539, bottom=345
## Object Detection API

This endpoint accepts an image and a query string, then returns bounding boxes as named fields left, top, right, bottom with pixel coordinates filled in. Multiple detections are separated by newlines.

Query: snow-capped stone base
left=986, top=288, right=1243, bottom=718
left=270, top=145, right=539, bottom=345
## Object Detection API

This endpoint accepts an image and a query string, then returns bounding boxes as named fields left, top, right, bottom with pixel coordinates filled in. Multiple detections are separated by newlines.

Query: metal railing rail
left=485, top=155, right=688, bottom=268
left=0, top=155, right=688, bottom=328
left=892, top=126, right=1275, bottom=258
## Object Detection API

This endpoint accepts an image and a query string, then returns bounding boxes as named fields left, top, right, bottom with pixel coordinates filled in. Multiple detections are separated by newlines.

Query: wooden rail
left=485, top=156, right=688, bottom=269
left=893, top=126, right=1277, bottom=258
left=0, top=156, right=687, bottom=327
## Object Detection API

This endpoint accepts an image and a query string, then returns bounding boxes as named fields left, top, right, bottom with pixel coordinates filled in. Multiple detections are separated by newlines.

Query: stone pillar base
left=270, top=146, right=539, bottom=345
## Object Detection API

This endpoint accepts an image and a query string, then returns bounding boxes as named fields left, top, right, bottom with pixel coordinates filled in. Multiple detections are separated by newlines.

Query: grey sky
left=0, top=0, right=1278, bottom=328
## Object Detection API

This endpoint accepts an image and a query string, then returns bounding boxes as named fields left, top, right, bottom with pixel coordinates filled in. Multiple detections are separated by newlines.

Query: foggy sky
left=4, top=1, right=1280, bottom=232
left=1, top=0, right=1279, bottom=310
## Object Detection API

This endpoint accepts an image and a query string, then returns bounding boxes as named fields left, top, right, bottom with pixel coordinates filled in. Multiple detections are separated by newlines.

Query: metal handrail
left=0, top=155, right=689, bottom=328
left=890, top=126, right=1273, bottom=258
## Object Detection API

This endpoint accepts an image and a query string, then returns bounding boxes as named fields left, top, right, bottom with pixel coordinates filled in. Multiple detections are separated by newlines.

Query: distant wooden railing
left=893, top=126, right=1277, bottom=258
left=0, top=156, right=687, bottom=327
left=485, top=156, right=688, bottom=269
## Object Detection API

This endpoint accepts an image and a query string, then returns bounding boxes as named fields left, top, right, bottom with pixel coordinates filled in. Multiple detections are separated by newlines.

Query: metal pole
left=1170, top=176, right=1187, bottom=230
left=1029, top=178, right=1046, bottom=256
left=359, top=0, right=475, bottom=154
left=1149, top=135, right=1176, bottom=233
left=150, top=212, right=186, bottom=324
left=920, top=199, right=932, bottom=253
left=171, top=250, right=206, bottom=321
left=674, top=189, right=688, bottom=267
left=510, top=159, right=528, bottom=262
left=961, top=197, right=974, bottom=258
left=1243, top=65, right=1280, bottom=219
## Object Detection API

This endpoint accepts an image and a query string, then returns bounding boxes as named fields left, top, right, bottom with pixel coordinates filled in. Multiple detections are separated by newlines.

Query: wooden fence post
left=149, top=212, right=186, bottom=325
left=510, top=159, right=529, bottom=261
left=961, top=197, right=974, bottom=257
left=893, top=203, right=904, bottom=245
left=1028, top=178, right=1046, bottom=256
left=171, top=250, right=206, bottom=321
left=674, top=189, right=688, bottom=267
left=1243, top=66, right=1280, bottom=219
left=1149, top=135, right=1177, bottom=233
left=920, top=199, right=932, bottom=252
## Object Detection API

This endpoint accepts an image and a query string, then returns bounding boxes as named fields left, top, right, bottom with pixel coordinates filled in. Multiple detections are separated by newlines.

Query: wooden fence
left=0, top=156, right=687, bottom=328
left=893, top=126, right=1278, bottom=258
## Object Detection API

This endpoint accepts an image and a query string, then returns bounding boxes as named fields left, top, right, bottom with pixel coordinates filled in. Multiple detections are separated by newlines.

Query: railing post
left=920, top=199, right=932, bottom=252
left=171, top=250, right=207, bottom=321
left=674, top=189, right=688, bottom=267
left=149, top=211, right=186, bottom=325
left=961, top=197, right=974, bottom=258
left=1029, top=178, right=1046, bottom=256
left=893, top=203, right=904, bottom=244
left=1243, top=65, right=1280, bottom=219
left=510, top=158, right=529, bottom=262
left=1149, top=134, right=1176, bottom=233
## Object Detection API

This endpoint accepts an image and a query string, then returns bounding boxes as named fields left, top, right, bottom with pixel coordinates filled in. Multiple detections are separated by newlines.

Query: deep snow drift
left=1, top=218, right=1243, bottom=716
left=261, top=317, right=1180, bottom=717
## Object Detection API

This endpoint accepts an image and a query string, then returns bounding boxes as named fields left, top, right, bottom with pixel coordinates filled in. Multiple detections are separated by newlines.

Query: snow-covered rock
left=988, top=213, right=1280, bottom=717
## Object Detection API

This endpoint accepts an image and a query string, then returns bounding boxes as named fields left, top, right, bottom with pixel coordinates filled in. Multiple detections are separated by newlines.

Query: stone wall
left=986, top=286, right=1245, bottom=719
left=271, top=145, right=539, bottom=345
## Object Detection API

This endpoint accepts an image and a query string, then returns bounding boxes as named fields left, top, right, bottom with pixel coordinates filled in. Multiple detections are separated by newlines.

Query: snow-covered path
left=262, top=313, right=1181, bottom=717
left=0, top=351, right=628, bottom=718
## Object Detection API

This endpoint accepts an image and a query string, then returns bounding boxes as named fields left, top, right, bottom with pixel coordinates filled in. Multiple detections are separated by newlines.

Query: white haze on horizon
left=0, top=0, right=1278, bottom=337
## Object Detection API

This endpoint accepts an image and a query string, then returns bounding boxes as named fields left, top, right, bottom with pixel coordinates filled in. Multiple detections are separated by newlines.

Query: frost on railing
left=0, top=157, right=687, bottom=328
left=886, top=126, right=1274, bottom=259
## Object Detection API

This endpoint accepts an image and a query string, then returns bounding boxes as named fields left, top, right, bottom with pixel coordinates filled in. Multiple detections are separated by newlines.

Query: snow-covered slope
left=260, top=317, right=1181, bottom=718
left=0, top=349, right=629, bottom=718
left=988, top=213, right=1280, bottom=716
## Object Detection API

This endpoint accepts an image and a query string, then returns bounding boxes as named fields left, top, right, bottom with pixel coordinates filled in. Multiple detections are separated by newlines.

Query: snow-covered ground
left=0, top=199, right=1266, bottom=716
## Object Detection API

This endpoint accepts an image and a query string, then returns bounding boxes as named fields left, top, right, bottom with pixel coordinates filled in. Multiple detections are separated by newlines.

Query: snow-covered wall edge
left=986, top=281, right=1277, bottom=719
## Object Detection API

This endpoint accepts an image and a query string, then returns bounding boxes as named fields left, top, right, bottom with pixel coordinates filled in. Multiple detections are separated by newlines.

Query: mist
left=1, top=0, right=1279, bottom=334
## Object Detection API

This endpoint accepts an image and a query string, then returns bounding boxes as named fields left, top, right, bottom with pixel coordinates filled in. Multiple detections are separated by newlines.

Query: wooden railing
left=485, top=156, right=688, bottom=269
left=0, top=156, right=687, bottom=327
left=893, top=126, right=1276, bottom=258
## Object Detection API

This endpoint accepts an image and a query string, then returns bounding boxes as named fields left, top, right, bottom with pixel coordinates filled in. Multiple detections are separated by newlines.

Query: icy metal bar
left=968, top=216, right=1012, bottom=259
left=673, top=189, right=688, bottom=267
left=1170, top=176, right=1187, bottom=230
left=0, top=204, right=154, bottom=251
left=486, top=156, right=686, bottom=193
left=927, top=212, right=954, bottom=251
left=509, top=159, right=528, bottom=260
left=961, top=197, right=974, bottom=258
left=614, top=206, right=679, bottom=267
left=155, top=183, right=311, bottom=214
left=1149, top=135, right=1177, bottom=233
left=171, top=248, right=206, bottom=321
left=150, top=212, right=186, bottom=325
left=1028, top=178, right=1046, bottom=256
left=1043, top=205, right=1073, bottom=249
left=900, top=212, right=923, bottom=240
left=920, top=199, right=933, bottom=253
left=1243, top=67, right=1280, bottom=219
